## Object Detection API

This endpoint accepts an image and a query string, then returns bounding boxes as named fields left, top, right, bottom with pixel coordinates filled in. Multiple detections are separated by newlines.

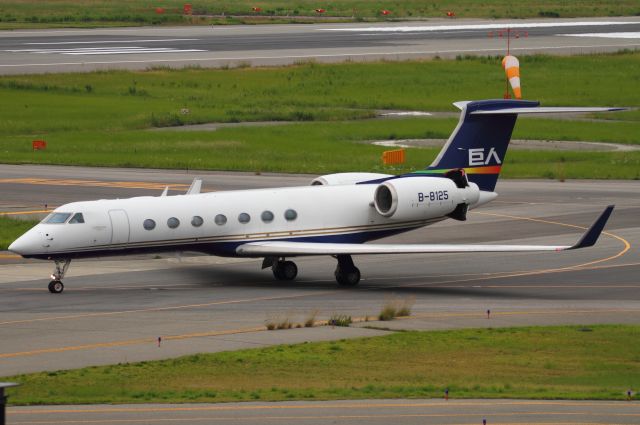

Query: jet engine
left=311, top=172, right=393, bottom=186
left=373, top=175, right=480, bottom=221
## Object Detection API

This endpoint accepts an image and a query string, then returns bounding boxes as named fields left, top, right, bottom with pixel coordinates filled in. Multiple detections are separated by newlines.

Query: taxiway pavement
left=0, top=165, right=638, bottom=377
left=1, top=17, right=640, bottom=74
left=8, top=399, right=640, bottom=425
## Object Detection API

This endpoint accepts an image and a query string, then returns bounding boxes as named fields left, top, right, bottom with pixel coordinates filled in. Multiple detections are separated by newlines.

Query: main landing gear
left=264, top=255, right=361, bottom=287
left=48, top=258, right=71, bottom=294
left=272, top=259, right=298, bottom=281
left=334, top=255, right=361, bottom=287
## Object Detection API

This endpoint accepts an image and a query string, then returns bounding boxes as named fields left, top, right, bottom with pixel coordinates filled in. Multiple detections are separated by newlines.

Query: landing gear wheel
left=272, top=260, right=298, bottom=281
left=48, top=280, right=64, bottom=294
left=48, top=258, right=71, bottom=293
left=334, top=254, right=361, bottom=287
left=335, top=266, right=361, bottom=287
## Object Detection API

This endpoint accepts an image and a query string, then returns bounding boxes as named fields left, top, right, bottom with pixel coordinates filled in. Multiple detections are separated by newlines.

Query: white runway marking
left=319, top=21, right=639, bottom=32
left=24, top=38, right=199, bottom=45
left=6, top=47, right=206, bottom=55
left=380, top=112, right=433, bottom=117
left=2, top=42, right=640, bottom=67
left=561, top=31, right=640, bottom=39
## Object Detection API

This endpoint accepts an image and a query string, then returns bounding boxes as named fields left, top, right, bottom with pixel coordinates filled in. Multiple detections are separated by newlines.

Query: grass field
left=0, top=1, right=638, bottom=29
left=5, top=325, right=639, bottom=405
left=0, top=216, right=38, bottom=250
left=0, top=53, right=639, bottom=178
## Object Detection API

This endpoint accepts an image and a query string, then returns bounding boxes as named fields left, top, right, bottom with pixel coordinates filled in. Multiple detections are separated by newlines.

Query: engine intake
left=373, top=177, right=480, bottom=221
left=311, top=172, right=392, bottom=186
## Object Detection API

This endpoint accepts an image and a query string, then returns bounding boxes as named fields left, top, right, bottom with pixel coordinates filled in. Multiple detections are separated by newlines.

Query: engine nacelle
left=311, top=172, right=393, bottom=186
left=373, top=177, right=480, bottom=221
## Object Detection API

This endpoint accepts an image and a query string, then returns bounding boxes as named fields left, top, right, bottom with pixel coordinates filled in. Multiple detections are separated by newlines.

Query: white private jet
left=9, top=99, right=619, bottom=293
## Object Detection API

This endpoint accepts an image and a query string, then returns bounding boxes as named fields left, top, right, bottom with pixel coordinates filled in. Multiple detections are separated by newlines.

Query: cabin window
left=214, top=214, right=227, bottom=225
left=261, top=210, right=274, bottom=223
left=68, top=213, right=85, bottom=224
left=284, top=209, right=298, bottom=221
left=167, top=217, right=180, bottom=229
left=44, top=212, right=72, bottom=224
left=191, top=216, right=204, bottom=227
left=143, top=219, right=156, bottom=230
left=238, top=213, right=251, bottom=224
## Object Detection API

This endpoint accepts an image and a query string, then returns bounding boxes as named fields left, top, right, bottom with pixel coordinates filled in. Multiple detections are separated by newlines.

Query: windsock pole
left=505, top=28, right=511, bottom=99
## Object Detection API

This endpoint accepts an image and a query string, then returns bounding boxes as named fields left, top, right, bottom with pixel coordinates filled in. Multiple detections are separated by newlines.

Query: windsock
left=502, top=55, right=521, bottom=99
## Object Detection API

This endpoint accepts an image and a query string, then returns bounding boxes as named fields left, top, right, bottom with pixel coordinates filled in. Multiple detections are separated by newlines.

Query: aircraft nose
left=8, top=231, right=40, bottom=256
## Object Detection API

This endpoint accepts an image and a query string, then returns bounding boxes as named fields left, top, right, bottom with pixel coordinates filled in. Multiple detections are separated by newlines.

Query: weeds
left=304, top=310, right=318, bottom=328
left=328, top=314, right=352, bottom=327
left=378, top=296, right=415, bottom=321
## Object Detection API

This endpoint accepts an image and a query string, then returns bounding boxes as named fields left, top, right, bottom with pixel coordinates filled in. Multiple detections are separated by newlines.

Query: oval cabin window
left=284, top=209, right=298, bottom=221
left=214, top=214, right=227, bottom=225
left=191, top=216, right=204, bottom=227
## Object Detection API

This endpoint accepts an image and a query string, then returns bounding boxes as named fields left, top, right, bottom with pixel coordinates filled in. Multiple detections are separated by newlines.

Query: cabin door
left=108, top=210, right=130, bottom=245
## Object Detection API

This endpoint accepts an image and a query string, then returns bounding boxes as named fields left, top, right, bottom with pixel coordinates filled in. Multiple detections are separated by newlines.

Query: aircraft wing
left=236, top=206, right=614, bottom=256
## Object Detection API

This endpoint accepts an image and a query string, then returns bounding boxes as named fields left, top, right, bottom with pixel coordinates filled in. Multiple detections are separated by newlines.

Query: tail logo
left=468, top=147, right=501, bottom=166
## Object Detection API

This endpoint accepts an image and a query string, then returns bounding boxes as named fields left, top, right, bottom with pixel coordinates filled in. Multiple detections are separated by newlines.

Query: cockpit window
left=44, top=212, right=72, bottom=224
left=68, top=213, right=85, bottom=224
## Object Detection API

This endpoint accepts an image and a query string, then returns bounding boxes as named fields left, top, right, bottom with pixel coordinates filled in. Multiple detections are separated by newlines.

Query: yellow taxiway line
left=0, top=178, right=190, bottom=190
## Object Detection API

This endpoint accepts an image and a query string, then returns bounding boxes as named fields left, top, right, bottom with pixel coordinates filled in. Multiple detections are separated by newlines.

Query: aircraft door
left=108, top=210, right=130, bottom=245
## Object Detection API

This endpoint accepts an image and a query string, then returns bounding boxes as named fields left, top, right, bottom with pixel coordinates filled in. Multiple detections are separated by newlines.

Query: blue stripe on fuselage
left=23, top=224, right=434, bottom=260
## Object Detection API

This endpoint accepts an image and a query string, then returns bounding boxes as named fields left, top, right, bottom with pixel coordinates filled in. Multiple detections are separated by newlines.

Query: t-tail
left=410, top=99, right=624, bottom=191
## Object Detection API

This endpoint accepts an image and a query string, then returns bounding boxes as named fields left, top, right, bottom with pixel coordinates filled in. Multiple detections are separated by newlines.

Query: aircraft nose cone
left=8, top=237, right=25, bottom=255
left=8, top=231, right=40, bottom=256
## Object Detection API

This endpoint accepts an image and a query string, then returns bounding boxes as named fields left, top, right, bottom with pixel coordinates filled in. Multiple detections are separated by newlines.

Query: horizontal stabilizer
left=471, top=106, right=625, bottom=115
left=236, top=206, right=613, bottom=256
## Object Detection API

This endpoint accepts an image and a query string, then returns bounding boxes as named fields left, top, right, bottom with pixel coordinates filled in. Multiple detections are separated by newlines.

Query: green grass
left=0, top=216, right=38, bottom=250
left=5, top=325, right=640, bottom=405
left=1, top=53, right=639, bottom=178
left=1, top=1, right=639, bottom=29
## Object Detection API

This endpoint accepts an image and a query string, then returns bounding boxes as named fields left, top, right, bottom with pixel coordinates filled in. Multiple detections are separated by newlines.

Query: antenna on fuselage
left=160, top=186, right=169, bottom=196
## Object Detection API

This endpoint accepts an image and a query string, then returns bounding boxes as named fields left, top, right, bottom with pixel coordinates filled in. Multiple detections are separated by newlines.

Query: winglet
left=568, top=205, right=615, bottom=250
left=186, top=178, right=202, bottom=195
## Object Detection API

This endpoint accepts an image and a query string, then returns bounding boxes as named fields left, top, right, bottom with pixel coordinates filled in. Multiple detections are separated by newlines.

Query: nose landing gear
left=48, top=258, right=71, bottom=294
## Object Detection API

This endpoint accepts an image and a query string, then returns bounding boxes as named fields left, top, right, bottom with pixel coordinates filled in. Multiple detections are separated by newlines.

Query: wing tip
left=569, top=205, right=615, bottom=250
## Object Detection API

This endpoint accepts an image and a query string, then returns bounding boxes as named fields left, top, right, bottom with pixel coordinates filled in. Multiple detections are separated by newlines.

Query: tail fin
left=411, top=99, right=624, bottom=191
left=416, top=99, right=538, bottom=191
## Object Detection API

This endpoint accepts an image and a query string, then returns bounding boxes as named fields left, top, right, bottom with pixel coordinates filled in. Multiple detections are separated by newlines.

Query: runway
left=8, top=399, right=640, bottom=425
left=1, top=17, right=640, bottom=74
left=0, top=165, right=638, bottom=378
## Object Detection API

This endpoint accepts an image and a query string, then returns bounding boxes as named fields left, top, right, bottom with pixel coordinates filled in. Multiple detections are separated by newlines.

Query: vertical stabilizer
left=414, top=99, right=539, bottom=191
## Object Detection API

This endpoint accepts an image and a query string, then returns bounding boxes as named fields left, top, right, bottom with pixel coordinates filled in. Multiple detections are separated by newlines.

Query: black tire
left=272, top=265, right=284, bottom=280
left=281, top=261, right=298, bottom=280
left=335, top=267, right=361, bottom=287
left=272, top=261, right=298, bottom=281
left=48, top=280, right=64, bottom=294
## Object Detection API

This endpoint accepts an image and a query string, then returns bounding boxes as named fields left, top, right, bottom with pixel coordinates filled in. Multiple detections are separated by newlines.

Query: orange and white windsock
left=502, top=55, right=521, bottom=99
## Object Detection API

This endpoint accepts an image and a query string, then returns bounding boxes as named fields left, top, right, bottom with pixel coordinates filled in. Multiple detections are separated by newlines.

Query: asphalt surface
left=1, top=165, right=638, bottom=424
left=9, top=399, right=640, bottom=425
left=1, top=17, right=640, bottom=74
left=0, top=164, right=638, bottom=378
